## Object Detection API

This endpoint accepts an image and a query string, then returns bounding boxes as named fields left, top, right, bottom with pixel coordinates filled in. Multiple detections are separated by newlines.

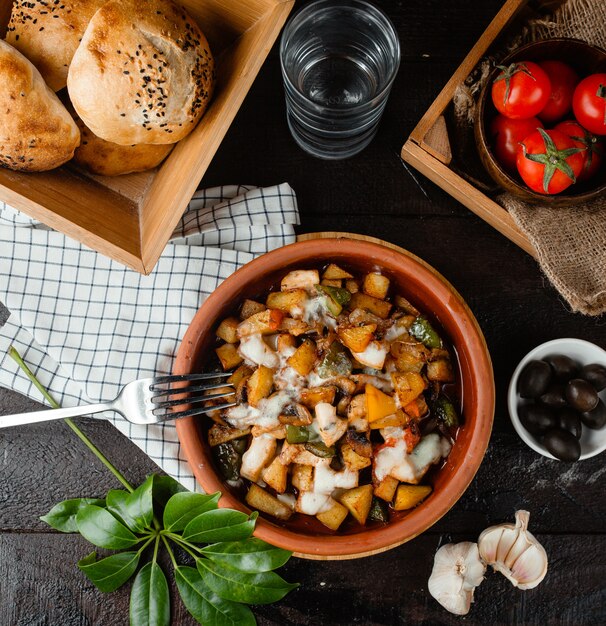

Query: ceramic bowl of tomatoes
left=475, top=38, right=606, bottom=205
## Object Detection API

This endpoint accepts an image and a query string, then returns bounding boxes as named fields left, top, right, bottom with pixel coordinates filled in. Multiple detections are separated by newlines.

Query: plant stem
left=137, top=535, right=156, bottom=555
left=162, top=535, right=178, bottom=569
left=152, top=535, right=160, bottom=564
left=8, top=346, right=134, bottom=492
left=163, top=532, right=204, bottom=555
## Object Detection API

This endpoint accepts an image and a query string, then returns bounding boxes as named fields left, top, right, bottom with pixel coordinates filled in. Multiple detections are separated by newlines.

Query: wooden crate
left=401, top=0, right=569, bottom=258
left=0, top=0, right=294, bottom=273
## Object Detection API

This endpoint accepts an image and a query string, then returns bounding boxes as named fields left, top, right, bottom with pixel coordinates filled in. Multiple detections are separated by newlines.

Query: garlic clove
left=478, top=510, right=548, bottom=590
left=428, top=542, right=486, bottom=615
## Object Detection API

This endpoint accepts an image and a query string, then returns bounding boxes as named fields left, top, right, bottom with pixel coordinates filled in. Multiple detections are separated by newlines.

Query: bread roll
left=73, top=115, right=174, bottom=176
left=0, top=40, right=80, bottom=172
left=6, top=0, right=107, bottom=92
left=67, top=0, right=215, bottom=146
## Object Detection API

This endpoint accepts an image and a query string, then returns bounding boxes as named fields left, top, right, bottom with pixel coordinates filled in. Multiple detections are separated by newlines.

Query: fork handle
left=0, top=402, right=113, bottom=429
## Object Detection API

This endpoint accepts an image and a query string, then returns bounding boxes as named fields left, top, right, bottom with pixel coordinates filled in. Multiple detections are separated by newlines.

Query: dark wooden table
left=2, top=1, right=605, bottom=624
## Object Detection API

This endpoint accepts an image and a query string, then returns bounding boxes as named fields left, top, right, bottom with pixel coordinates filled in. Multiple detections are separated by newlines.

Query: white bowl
left=508, top=338, right=606, bottom=461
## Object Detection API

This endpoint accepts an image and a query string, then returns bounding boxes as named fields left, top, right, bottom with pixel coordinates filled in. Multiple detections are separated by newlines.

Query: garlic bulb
left=478, top=510, right=548, bottom=590
left=428, top=542, right=486, bottom=615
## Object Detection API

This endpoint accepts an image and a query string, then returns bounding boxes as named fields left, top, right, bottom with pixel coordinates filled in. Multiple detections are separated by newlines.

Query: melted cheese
left=297, top=492, right=333, bottom=515
left=238, top=334, right=279, bottom=368
left=352, top=341, right=388, bottom=369
left=314, top=460, right=358, bottom=494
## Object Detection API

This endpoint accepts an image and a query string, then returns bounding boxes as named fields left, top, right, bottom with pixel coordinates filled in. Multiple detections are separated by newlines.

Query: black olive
left=556, top=408, right=582, bottom=439
left=538, top=384, right=568, bottom=409
left=565, top=378, right=599, bottom=412
left=580, top=399, right=606, bottom=430
left=518, top=403, right=556, bottom=436
left=579, top=363, right=606, bottom=392
left=544, top=354, right=579, bottom=382
left=543, top=428, right=581, bottom=462
left=518, top=360, right=552, bottom=399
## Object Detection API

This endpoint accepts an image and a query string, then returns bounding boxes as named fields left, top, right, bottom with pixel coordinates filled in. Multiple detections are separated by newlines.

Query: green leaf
left=152, top=475, right=188, bottom=518
left=107, top=490, right=147, bottom=534
left=76, top=505, right=141, bottom=550
left=129, top=561, right=170, bottom=626
left=40, top=498, right=105, bottom=533
left=201, top=538, right=292, bottom=573
left=107, top=475, right=155, bottom=533
left=163, top=492, right=220, bottom=532
left=197, top=558, right=298, bottom=605
left=78, top=550, right=140, bottom=593
left=182, top=509, right=255, bottom=544
left=175, top=565, right=255, bottom=626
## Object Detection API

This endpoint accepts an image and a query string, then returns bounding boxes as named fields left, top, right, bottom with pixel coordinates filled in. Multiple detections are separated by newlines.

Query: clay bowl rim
left=475, top=38, right=606, bottom=207
left=174, top=237, right=495, bottom=559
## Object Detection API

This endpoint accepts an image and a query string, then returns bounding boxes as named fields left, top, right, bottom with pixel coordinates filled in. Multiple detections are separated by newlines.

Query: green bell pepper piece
left=433, top=394, right=459, bottom=428
left=317, top=342, right=352, bottom=378
left=409, top=316, right=442, bottom=349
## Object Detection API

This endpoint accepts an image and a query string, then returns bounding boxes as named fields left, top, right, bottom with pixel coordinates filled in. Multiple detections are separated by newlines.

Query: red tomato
left=517, top=128, right=585, bottom=194
left=490, top=114, right=544, bottom=172
left=555, top=120, right=603, bottom=181
left=538, top=60, right=579, bottom=124
left=573, top=73, right=606, bottom=135
left=491, top=61, right=551, bottom=119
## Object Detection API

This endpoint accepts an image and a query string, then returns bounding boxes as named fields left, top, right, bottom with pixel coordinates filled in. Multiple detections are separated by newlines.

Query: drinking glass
left=280, top=0, right=400, bottom=159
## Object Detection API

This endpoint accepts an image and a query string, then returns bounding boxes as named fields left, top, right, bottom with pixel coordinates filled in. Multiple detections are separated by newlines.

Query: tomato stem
left=495, top=62, right=536, bottom=106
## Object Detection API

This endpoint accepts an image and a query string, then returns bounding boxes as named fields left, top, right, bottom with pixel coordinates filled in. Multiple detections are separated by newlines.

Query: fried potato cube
left=299, top=386, right=337, bottom=409
left=363, top=273, right=390, bottom=300
left=287, top=339, right=317, bottom=376
left=240, top=299, right=266, bottom=320
left=281, top=269, right=320, bottom=291
left=403, top=396, right=429, bottom=420
left=391, top=372, right=427, bottom=407
left=262, top=457, right=289, bottom=493
left=345, top=279, right=360, bottom=294
left=291, top=463, right=314, bottom=491
left=245, top=483, right=293, bottom=521
left=227, top=364, right=253, bottom=387
left=316, top=500, right=349, bottom=531
left=321, top=278, right=342, bottom=288
left=278, top=317, right=310, bottom=336
left=337, top=324, right=376, bottom=353
left=337, top=484, right=374, bottom=525
left=340, top=443, right=372, bottom=471
left=323, top=263, right=353, bottom=280
left=349, top=292, right=392, bottom=318
left=365, top=384, right=396, bottom=423
left=369, top=411, right=408, bottom=430
left=251, top=424, right=286, bottom=439
left=279, top=442, right=325, bottom=467
left=277, top=333, right=297, bottom=352
left=393, top=484, right=432, bottom=510
left=216, top=317, right=239, bottom=343
left=240, top=436, right=277, bottom=482
left=390, top=342, right=428, bottom=374
left=237, top=309, right=284, bottom=338
left=426, top=359, right=455, bottom=382
left=266, top=289, right=308, bottom=313
left=208, top=423, right=250, bottom=447
left=215, top=343, right=243, bottom=370
left=247, top=365, right=274, bottom=407
left=394, top=294, right=420, bottom=316
left=373, top=475, right=399, bottom=502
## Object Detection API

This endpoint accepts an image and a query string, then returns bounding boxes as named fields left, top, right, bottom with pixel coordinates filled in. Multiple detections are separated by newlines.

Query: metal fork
left=0, top=373, right=236, bottom=428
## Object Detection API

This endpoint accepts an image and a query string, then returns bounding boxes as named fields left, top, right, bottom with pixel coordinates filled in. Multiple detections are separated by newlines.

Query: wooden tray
left=401, top=0, right=567, bottom=258
left=0, top=0, right=294, bottom=273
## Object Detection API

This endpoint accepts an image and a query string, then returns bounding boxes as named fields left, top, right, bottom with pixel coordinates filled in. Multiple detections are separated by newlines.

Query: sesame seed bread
left=0, top=39, right=80, bottom=172
left=67, top=0, right=215, bottom=146
left=6, top=0, right=107, bottom=92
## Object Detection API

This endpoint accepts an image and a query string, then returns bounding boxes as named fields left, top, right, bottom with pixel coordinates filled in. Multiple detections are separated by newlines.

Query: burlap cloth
left=453, top=0, right=606, bottom=316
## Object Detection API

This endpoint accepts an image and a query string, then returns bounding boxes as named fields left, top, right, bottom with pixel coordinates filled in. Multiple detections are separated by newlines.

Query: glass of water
left=280, top=0, right=400, bottom=160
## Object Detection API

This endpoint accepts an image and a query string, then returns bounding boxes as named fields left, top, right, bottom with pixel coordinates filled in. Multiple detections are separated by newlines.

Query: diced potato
left=393, top=484, right=432, bottom=511
left=373, top=475, right=399, bottom=502
left=365, top=384, right=396, bottom=423
left=340, top=443, right=372, bottom=471
left=403, top=396, right=429, bottom=420
left=247, top=365, right=274, bottom=407
left=369, top=411, right=408, bottom=430
left=337, top=324, right=376, bottom=353
left=426, top=359, right=454, bottom=382
left=216, top=317, right=239, bottom=343
left=262, top=457, right=288, bottom=493
left=345, top=279, right=359, bottom=294
left=395, top=294, right=420, bottom=316
left=277, top=333, right=297, bottom=352
left=251, top=424, right=286, bottom=439
left=278, top=403, right=313, bottom=426
left=208, top=423, right=250, bottom=447
left=278, top=317, right=310, bottom=336
left=237, top=309, right=284, bottom=338
left=245, top=483, right=292, bottom=521
left=279, top=442, right=326, bottom=467
left=202, top=385, right=234, bottom=424
left=300, top=386, right=337, bottom=409
left=240, top=299, right=266, bottom=320
left=316, top=500, right=349, bottom=531
left=227, top=364, right=254, bottom=387
left=240, top=436, right=277, bottom=482
left=349, top=292, right=392, bottom=318
left=391, top=372, right=427, bottom=407
left=291, top=464, right=314, bottom=491
left=281, top=269, right=320, bottom=291
left=315, top=403, right=348, bottom=447
left=321, top=278, right=342, bottom=288
left=347, top=393, right=367, bottom=423
left=351, top=341, right=388, bottom=370
left=287, top=339, right=317, bottom=376
left=351, top=374, right=392, bottom=394
left=363, top=273, right=390, bottom=300
left=390, top=342, right=428, bottom=374
left=215, top=343, right=243, bottom=370
left=323, top=263, right=353, bottom=280
left=337, top=485, right=373, bottom=525
left=266, top=289, right=308, bottom=313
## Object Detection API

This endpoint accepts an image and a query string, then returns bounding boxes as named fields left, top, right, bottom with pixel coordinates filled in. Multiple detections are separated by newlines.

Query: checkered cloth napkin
left=0, top=184, right=299, bottom=492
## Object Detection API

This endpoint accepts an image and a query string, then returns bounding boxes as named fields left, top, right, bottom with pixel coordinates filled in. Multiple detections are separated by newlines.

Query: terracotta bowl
left=174, top=237, right=495, bottom=559
left=475, top=38, right=606, bottom=207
